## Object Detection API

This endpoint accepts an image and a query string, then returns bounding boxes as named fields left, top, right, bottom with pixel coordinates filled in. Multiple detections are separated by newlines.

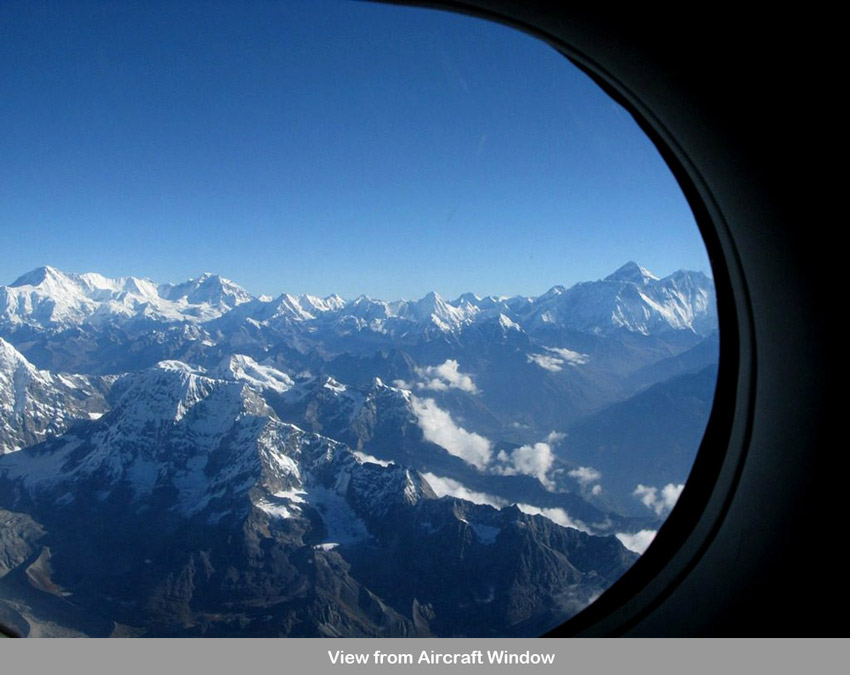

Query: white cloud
left=527, top=346, right=589, bottom=372
left=421, top=473, right=507, bottom=509
left=633, top=483, right=685, bottom=516
left=545, top=431, right=566, bottom=444
left=352, top=450, right=394, bottom=467
left=616, top=529, right=658, bottom=554
left=545, top=346, right=589, bottom=365
left=420, top=473, right=596, bottom=537
left=410, top=396, right=492, bottom=470
left=413, top=359, right=479, bottom=394
left=591, top=484, right=603, bottom=496
left=495, top=442, right=556, bottom=489
left=661, top=483, right=684, bottom=507
left=527, top=353, right=564, bottom=372
left=634, top=485, right=656, bottom=510
left=516, top=503, right=591, bottom=534
left=568, top=466, right=602, bottom=486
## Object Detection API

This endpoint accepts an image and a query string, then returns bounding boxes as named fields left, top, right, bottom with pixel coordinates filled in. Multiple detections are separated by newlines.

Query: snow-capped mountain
left=0, top=262, right=716, bottom=637
left=0, top=360, right=432, bottom=522
left=0, top=266, right=253, bottom=330
left=520, top=262, right=715, bottom=336
left=0, top=359, right=636, bottom=637
left=1, top=262, right=715, bottom=338
left=0, top=338, right=109, bottom=455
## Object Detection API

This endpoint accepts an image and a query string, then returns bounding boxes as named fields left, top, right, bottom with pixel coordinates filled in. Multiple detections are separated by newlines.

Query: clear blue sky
left=0, top=0, right=710, bottom=300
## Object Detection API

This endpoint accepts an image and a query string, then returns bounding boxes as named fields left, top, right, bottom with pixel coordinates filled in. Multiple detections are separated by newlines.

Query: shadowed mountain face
left=0, top=264, right=715, bottom=636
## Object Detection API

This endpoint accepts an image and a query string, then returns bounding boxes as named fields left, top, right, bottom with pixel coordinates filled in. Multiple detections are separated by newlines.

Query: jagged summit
left=604, top=261, right=660, bottom=284
left=9, top=265, right=65, bottom=287
left=159, top=272, right=253, bottom=308
left=1, top=263, right=716, bottom=338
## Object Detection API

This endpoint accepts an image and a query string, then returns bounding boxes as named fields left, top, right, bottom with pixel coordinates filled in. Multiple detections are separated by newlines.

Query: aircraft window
left=0, top=0, right=717, bottom=637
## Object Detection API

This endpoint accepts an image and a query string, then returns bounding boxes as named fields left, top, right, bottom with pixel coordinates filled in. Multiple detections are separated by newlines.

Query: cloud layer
left=422, top=473, right=507, bottom=509
left=615, top=529, right=658, bottom=554
left=527, top=346, right=589, bottom=372
left=495, top=442, right=556, bottom=489
left=421, top=474, right=594, bottom=536
left=568, top=466, right=602, bottom=486
left=410, top=396, right=492, bottom=469
left=400, top=359, right=480, bottom=393
left=633, top=483, right=684, bottom=516
left=516, top=503, right=591, bottom=534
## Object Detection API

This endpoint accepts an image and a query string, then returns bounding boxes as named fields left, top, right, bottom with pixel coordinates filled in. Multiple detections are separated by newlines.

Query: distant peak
left=456, top=292, right=481, bottom=305
left=9, top=265, right=67, bottom=287
left=604, top=261, right=659, bottom=284
left=666, top=268, right=711, bottom=282
left=197, top=272, right=236, bottom=284
left=196, top=272, right=224, bottom=284
left=160, top=272, right=252, bottom=307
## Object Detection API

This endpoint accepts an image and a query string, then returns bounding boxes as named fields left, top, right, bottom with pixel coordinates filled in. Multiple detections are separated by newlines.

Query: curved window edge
left=371, top=0, right=758, bottom=638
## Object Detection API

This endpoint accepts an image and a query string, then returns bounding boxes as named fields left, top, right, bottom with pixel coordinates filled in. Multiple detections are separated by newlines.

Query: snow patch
left=274, top=488, right=307, bottom=504
left=469, top=522, right=500, bottom=545
left=256, top=499, right=296, bottom=519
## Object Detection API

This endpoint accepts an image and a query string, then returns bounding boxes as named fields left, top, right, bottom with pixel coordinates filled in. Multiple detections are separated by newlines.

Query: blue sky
left=0, top=0, right=710, bottom=300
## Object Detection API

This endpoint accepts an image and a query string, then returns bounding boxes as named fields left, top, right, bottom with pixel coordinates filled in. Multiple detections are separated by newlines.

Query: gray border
left=2, top=638, right=847, bottom=675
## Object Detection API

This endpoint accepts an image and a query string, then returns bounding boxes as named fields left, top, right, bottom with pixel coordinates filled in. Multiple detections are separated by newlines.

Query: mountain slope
left=561, top=364, right=719, bottom=516
left=0, top=360, right=637, bottom=637
left=0, top=338, right=109, bottom=455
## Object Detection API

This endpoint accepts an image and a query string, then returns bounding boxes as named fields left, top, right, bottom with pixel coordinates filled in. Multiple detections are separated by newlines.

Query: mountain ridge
left=2, top=262, right=715, bottom=338
left=0, top=261, right=716, bottom=637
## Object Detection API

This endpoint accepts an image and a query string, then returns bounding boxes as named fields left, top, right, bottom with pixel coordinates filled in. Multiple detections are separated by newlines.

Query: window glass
left=0, top=0, right=717, bottom=637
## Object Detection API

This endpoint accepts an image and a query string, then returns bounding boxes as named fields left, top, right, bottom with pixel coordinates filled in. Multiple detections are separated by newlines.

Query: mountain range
left=0, top=262, right=717, bottom=636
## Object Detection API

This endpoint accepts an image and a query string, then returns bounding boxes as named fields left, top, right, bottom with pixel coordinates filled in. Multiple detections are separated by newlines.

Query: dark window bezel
left=372, top=0, right=757, bottom=637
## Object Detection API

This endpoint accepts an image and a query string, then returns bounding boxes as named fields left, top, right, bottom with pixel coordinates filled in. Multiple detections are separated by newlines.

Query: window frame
left=374, top=0, right=759, bottom=637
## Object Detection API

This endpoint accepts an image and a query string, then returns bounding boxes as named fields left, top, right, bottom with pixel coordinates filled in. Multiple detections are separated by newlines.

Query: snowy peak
left=215, top=354, right=294, bottom=394
left=1, top=262, right=716, bottom=338
left=159, top=272, right=252, bottom=309
left=604, top=261, right=660, bottom=285
left=455, top=292, right=481, bottom=307
left=116, top=361, right=218, bottom=422
left=521, top=263, right=716, bottom=336
left=76, top=273, right=161, bottom=302
left=9, top=265, right=71, bottom=289
left=300, top=293, right=346, bottom=314
left=348, top=296, right=393, bottom=321
left=2, top=267, right=257, bottom=330
left=408, top=291, right=471, bottom=329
